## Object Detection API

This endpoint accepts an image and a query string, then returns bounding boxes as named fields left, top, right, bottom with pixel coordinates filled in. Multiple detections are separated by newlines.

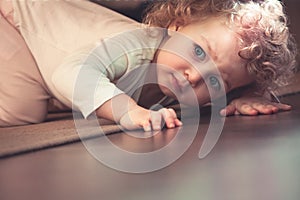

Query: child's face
left=155, top=16, right=254, bottom=106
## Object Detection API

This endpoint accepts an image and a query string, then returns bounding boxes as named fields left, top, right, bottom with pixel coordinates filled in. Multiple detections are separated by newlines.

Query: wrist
left=95, top=94, right=139, bottom=122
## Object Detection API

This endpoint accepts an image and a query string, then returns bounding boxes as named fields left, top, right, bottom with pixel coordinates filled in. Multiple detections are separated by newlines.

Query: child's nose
left=186, top=61, right=217, bottom=87
left=185, top=67, right=203, bottom=87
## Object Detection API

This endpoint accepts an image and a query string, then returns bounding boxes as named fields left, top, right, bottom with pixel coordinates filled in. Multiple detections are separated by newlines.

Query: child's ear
left=168, top=19, right=184, bottom=32
left=167, top=25, right=183, bottom=36
left=167, top=24, right=179, bottom=37
left=167, top=25, right=178, bottom=32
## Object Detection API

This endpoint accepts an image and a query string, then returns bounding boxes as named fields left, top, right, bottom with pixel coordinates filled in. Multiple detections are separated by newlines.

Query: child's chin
left=159, top=85, right=177, bottom=98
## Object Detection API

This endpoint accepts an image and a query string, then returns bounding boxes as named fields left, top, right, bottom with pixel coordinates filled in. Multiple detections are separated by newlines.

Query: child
left=0, top=0, right=297, bottom=131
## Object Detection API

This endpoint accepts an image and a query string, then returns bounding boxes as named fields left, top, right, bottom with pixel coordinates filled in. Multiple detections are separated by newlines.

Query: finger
left=142, top=125, right=152, bottom=132
left=234, top=110, right=241, bottom=115
left=220, top=104, right=237, bottom=116
left=251, top=103, right=274, bottom=115
left=162, top=108, right=175, bottom=128
left=274, top=103, right=292, bottom=111
left=266, top=103, right=291, bottom=114
left=174, top=118, right=183, bottom=127
left=159, top=108, right=177, bottom=129
left=268, top=104, right=280, bottom=113
left=168, top=108, right=183, bottom=126
left=150, top=111, right=163, bottom=131
left=237, top=104, right=259, bottom=115
left=251, top=103, right=291, bottom=115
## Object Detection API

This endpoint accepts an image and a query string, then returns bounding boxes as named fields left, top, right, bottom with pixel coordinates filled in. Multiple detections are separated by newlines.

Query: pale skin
left=96, top=16, right=291, bottom=131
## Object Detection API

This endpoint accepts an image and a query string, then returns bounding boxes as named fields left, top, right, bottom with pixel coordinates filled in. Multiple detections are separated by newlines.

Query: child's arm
left=95, top=93, right=182, bottom=131
left=52, top=28, right=180, bottom=131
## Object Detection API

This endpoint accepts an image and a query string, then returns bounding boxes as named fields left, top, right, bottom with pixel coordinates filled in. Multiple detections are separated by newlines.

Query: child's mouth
left=171, top=74, right=182, bottom=94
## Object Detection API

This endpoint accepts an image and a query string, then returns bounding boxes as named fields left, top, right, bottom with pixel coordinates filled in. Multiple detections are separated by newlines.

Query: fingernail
left=220, top=109, right=226, bottom=116
left=169, top=123, right=174, bottom=128
left=144, top=125, right=151, bottom=132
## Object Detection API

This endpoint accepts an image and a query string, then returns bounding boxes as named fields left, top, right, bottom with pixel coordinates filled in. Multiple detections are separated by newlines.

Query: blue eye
left=194, top=45, right=206, bottom=61
left=209, top=76, right=221, bottom=91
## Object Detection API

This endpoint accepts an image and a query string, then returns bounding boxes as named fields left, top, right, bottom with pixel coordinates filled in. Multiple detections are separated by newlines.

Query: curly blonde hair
left=143, top=0, right=298, bottom=92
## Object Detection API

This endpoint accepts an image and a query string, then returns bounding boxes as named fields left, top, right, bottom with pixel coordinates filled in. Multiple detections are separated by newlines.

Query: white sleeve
left=52, top=28, right=163, bottom=118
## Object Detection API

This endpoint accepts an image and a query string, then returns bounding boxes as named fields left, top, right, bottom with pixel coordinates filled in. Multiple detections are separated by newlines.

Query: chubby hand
left=220, top=96, right=292, bottom=116
left=119, top=106, right=182, bottom=131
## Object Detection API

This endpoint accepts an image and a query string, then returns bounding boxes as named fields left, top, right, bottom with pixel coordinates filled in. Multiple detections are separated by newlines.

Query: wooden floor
left=0, top=94, right=300, bottom=200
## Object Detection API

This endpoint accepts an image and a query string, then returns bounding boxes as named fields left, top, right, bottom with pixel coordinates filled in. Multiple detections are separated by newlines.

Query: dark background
left=284, top=0, right=300, bottom=68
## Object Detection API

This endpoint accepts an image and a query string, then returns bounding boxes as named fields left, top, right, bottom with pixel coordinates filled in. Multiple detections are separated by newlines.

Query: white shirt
left=12, top=0, right=166, bottom=118
left=52, top=28, right=166, bottom=118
